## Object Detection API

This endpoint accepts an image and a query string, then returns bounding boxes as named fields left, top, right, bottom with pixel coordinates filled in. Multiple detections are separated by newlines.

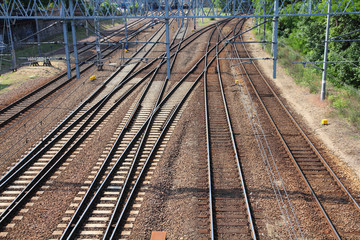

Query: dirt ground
left=0, top=62, right=66, bottom=107
left=244, top=21, right=360, bottom=181
left=1, top=18, right=359, bottom=239
left=1, top=19, right=359, bottom=181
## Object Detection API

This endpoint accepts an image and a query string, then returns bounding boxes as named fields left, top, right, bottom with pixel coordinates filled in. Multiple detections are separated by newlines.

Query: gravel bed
left=4, top=80, right=145, bottom=239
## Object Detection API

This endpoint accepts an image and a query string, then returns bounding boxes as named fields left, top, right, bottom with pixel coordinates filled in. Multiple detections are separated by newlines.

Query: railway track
left=0, top=19, right=168, bottom=179
left=55, top=17, right=190, bottom=239
left=0, top=18, right=171, bottom=231
left=192, top=19, right=258, bottom=239
left=52, top=18, right=236, bottom=240
left=1, top=16, right=357, bottom=239
left=0, top=18, right=153, bottom=129
left=0, top=13, right=231, bottom=176
left=0, top=16, right=233, bottom=238
left=229, top=21, right=360, bottom=239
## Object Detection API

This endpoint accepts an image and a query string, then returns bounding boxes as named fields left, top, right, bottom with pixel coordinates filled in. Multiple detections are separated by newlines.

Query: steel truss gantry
left=1, top=0, right=359, bottom=19
left=1, top=0, right=359, bottom=99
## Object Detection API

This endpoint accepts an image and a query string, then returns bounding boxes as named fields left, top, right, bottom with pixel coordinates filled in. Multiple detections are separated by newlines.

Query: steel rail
left=0, top=18, right=149, bottom=116
left=62, top=19, right=232, bottom=240
left=0, top=13, right=219, bottom=134
left=0, top=66, right=156, bottom=227
left=59, top=16, right=188, bottom=240
left=0, top=20, right=169, bottom=184
left=0, top=19, right=156, bottom=129
left=0, top=16, right=219, bottom=187
left=249, top=58, right=360, bottom=213
left=105, top=20, right=236, bottom=239
left=204, top=24, right=218, bottom=240
left=215, top=20, right=257, bottom=239
left=234, top=30, right=342, bottom=239
left=103, top=17, right=189, bottom=240
left=0, top=21, right=167, bottom=189
left=74, top=18, right=146, bottom=53
left=123, top=18, right=187, bottom=131
left=0, top=17, right=224, bottom=228
left=204, top=17, right=236, bottom=239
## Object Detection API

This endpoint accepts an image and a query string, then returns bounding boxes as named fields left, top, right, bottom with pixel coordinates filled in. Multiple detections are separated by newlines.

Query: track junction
left=0, top=16, right=359, bottom=239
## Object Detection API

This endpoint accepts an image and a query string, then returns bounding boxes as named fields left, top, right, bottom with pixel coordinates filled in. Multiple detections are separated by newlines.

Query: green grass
left=0, top=72, right=25, bottom=94
left=195, top=7, right=228, bottom=27
left=100, top=19, right=124, bottom=28
left=0, top=20, right=129, bottom=94
left=2, top=19, right=125, bottom=71
left=254, top=26, right=360, bottom=129
left=0, top=26, right=89, bottom=71
left=196, top=17, right=217, bottom=27
left=0, top=83, right=10, bottom=91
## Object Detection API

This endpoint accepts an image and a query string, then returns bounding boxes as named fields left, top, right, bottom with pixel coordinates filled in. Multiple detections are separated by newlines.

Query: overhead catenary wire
left=0, top=77, right=90, bottom=168
left=276, top=39, right=360, bottom=93
left=219, top=21, right=303, bottom=238
left=0, top=22, right=6, bottom=71
left=330, top=28, right=360, bottom=40
left=222, top=23, right=305, bottom=239
left=18, top=21, right=60, bottom=43
left=0, top=19, right=159, bottom=136
left=215, top=21, right=258, bottom=239
left=280, top=33, right=360, bottom=69
left=0, top=20, right=165, bottom=166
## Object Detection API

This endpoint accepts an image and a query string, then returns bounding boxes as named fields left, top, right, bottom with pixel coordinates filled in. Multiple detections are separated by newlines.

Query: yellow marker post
left=321, top=119, right=328, bottom=125
left=235, top=80, right=239, bottom=84
left=90, top=75, right=96, bottom=81
left=125, top=49, right=128, bottom=53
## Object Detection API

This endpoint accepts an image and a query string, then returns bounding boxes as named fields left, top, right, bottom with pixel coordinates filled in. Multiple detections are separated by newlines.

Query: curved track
left=230, top=21, right=360, bottom=239
left=0, top=16, right=232, bottom=238
left=0, top=17, right=359, bottom=239
left=0, top=19, right=155, bottom=129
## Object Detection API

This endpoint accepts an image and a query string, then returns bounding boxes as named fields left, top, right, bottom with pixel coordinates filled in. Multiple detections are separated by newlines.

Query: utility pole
left=85, top=20, right=89, bottom=36
left=263, top=0, right=266, bottom=50
left=194, top=0, right=196, bottom=30
left=125, top=14, right=128, bottom=50
left=321, top=0, right=331, bottom=101
left=165, top=0, right=171, bottom=80
left=6, top=19, right=16, bottom=71
left=35, top=10, right=42, bottom=56
left=61, top=0, right=71, bottom=79
left=70, top=0, right=80, bottom=78
left=4, top=0, right=16, bottom=71
left=272, top=0, right=279, bottom=78
left=95, top=0, right=103, bottom=70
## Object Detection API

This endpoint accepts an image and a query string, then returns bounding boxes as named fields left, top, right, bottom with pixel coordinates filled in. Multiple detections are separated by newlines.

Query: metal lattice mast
left=125, top=13, right=128, bottom=50
left=272, top=0, right=279, bottom=78
left=321, top=0, right=331, bottom=101
left=6, top=19, right=16, bottom=71
left=61, top=0, right=72, bottom=79
left=70, top=0, right=80, bottom=79
left=165, top=0, right=171, bottom=80
left=35, top=10, right=42, bottom=56
left=95, top=1, right=103, bottom=70
left=263, top=0, right=266, bottom=50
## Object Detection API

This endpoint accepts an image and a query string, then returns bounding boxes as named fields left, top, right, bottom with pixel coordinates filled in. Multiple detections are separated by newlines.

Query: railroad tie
left=150, top=231, right=166, bottom=240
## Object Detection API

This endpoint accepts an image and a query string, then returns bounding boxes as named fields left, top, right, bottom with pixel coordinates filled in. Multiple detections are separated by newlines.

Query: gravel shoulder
left=244, top=22, right=360, bottom=181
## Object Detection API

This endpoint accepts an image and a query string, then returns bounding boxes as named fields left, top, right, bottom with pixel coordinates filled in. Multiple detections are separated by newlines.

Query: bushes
left=255, top=19, right=360, bottom=129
